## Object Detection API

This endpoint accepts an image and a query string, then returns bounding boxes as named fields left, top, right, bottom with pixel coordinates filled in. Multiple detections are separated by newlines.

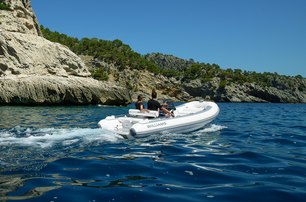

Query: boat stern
left=98, top=116, right=122, bottom=131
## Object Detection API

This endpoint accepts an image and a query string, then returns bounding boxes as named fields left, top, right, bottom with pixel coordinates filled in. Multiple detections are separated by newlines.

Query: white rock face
left=0, top=0, right=41, bottom=35
left=0, top=29, right=90, bottom=77
left=0, top=75, right=131, bottom=105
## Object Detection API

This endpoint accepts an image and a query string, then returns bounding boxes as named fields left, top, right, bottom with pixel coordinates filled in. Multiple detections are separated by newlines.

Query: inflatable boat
left=98, top=101, right=219, bottom=138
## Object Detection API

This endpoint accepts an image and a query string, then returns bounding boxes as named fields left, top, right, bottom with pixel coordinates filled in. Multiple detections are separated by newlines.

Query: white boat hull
left=98, top=101, right=219, bottom=138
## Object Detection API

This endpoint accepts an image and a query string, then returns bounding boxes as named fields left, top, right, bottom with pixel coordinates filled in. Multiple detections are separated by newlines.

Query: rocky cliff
left=0, top=75, right=130, bottom=105
left=145, top=53, right=306, bottom=103
left=0, top=0, right=41, bottom=35
left=83, top=53, right=306, bottom=104
left=0, top=0, right=131, bottom=105
left=182, top=78, right=306, bottom=103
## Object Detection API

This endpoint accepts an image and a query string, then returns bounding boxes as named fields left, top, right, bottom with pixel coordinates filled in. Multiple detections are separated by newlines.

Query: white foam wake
left=201, top=124, right=227, bottom=133
left=0, top=126, right=123, bottom=148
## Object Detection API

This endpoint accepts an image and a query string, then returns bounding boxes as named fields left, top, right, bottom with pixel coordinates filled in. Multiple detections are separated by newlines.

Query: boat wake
left=0, top=126, right=123, bottom=148
left=0, top=124, right=226, bottom=171
left=0, top=126, right=125, bottom=171
left=0, top=124, right=226, bottom=148
left=198, top=124, right=227, bottom=133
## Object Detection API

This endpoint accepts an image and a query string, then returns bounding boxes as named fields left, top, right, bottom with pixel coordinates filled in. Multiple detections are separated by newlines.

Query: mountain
left=41, top=24, right=306, bottom=103
left=80, top=50, right=306, bottom=103
left=0, top=0, right=130, bottom=105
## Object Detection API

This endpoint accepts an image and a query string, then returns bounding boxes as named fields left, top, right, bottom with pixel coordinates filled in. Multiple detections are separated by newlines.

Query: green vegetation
left=41, top=26, right=305, bottom=91
left=0, top=2, right=11, bottom=10
left=41, top=26, right=161, bottom=74
left=91, top=68, right=109, bottom=81
left=182, top=62, right=305, bottom=90
left=146, top=53, right=305, bottom=90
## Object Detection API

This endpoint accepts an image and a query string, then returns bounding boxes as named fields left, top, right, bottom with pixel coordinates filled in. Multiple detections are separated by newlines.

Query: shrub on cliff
left=0, top=2, right=11, bottom=10
left=91, top=68, right=109, bottom=81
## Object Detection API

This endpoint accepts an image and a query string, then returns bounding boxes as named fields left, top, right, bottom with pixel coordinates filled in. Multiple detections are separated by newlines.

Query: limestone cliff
left=0, top=75, right=130, bottom=105
left=0, top=29, right=90, bottom=77
left=0, top=0, right=131, bottom=105
left=0, top=0, right=41, bottom=35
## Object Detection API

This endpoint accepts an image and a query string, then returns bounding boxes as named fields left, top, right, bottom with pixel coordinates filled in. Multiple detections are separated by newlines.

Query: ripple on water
left=1, top=104, right=306, bottom=202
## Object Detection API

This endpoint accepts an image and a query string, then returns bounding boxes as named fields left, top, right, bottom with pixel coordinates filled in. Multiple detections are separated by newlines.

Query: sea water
left=0, top=103, right=305, bottom=202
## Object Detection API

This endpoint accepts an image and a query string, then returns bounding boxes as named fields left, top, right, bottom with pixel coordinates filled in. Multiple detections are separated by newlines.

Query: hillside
left=40, top=26, right=306, bottom=103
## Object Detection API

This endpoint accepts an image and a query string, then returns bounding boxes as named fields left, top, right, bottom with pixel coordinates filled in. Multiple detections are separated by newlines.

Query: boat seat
left=175, top=107, right=202, bottom=116
left=128, top=109, right=159, bottom=118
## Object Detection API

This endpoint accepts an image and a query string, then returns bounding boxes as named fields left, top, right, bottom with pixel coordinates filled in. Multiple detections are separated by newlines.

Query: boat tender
left=98, top=101, right=219, bottom=138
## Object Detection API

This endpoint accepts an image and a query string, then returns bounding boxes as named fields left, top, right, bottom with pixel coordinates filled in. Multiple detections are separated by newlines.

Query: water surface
left=0, top=103, right=305, bottom=201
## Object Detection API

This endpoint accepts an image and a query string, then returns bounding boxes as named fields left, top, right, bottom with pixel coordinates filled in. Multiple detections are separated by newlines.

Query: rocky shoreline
left=0, top=75, right=130, bottom=105
left=82, top=55, right=306, bottom=104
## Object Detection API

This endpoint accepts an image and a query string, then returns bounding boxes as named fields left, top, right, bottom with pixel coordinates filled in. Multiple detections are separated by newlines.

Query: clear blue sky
left=31, top=0, right=306, bottom=77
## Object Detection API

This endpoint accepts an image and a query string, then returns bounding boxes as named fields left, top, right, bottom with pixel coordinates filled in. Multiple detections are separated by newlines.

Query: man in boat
left=147, top=89, right=174, bottom=117
left=135, top=95, right=149, bottom=112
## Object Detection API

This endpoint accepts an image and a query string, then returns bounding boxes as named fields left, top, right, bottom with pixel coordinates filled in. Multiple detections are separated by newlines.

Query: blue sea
left=0, top=103, right=305, bottom=202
